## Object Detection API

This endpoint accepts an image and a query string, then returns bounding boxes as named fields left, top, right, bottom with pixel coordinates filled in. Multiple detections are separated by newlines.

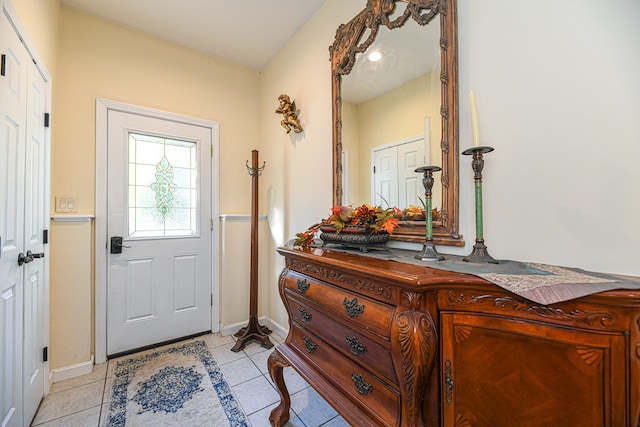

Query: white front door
left=106, top=109, right=213, bottom=356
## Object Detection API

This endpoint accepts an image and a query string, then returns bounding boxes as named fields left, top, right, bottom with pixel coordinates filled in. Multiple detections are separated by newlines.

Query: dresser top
left=279, top=246, right=492, bottom=288
left=278, top=246, right=640, bottom=306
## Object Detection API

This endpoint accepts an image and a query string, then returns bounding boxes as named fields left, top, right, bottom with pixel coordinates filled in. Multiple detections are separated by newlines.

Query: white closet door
left=0, top=12, right=28, bottom=427
left=397, top=139, right=425, bottom=208
left=22, top=59, right=48, bottom=425
left=1, top=9, right=49, bottom=426
left=373, top=146, right=398, bottom=207
left=372, top=138, right=425, bottom=208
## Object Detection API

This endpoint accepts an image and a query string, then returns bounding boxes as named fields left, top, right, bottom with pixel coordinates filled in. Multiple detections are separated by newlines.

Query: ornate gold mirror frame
left=330, top=0, right=463, bottom=246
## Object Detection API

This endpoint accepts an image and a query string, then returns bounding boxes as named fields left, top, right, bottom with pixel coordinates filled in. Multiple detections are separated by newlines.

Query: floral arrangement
left=294, top=204, right=400, bottom=247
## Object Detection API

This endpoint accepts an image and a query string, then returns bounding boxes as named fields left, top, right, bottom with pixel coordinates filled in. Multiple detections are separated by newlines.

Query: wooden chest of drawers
left=268, top=247, right=640, bottom=427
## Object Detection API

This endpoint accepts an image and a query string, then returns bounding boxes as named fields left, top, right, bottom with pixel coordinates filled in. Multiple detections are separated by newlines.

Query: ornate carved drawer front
left=286, top=295, right=397, bottom=385
left=289, top=325, right=400, bottom=427
left=283, top=271, right=394, bottom=339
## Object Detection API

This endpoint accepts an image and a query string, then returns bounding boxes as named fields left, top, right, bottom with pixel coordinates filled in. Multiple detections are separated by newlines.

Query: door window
left=127, top=132, right=198, bottom=238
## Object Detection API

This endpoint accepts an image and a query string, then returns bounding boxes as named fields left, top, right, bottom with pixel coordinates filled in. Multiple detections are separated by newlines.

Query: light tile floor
left=31, top=333, right=349, bottom=427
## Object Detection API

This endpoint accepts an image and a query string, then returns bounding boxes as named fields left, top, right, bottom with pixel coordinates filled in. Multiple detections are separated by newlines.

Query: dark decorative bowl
left=319, top=226, right=389, bottom=253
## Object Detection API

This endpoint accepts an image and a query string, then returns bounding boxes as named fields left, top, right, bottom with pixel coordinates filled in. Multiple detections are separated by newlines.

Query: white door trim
left=95, top=98, right=220, bottom=363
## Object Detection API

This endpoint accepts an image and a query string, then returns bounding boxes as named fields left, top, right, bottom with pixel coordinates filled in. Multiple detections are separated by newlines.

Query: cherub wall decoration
left=275, top=94, right=303, bottom=134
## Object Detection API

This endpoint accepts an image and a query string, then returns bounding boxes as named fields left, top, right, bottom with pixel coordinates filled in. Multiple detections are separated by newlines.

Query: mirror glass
left=341, top=18, right=441, bottom=209
left=331, top=0, right=463, bottom=246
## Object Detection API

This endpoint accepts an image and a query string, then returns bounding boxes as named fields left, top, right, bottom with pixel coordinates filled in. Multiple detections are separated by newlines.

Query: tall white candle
left=469, top=91, right=480, bottom=147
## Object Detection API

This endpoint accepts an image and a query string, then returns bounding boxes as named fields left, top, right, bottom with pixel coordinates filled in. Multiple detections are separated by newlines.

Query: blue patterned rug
left=105, top=340, right=248, bottom=427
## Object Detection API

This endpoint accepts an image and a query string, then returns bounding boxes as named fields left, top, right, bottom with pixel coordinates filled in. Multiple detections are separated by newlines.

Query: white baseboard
left=221, top=316, right=288, bottom=341
left=50, top=355, right=94, bottom=383
left=265, top=317, right=288, bottom=341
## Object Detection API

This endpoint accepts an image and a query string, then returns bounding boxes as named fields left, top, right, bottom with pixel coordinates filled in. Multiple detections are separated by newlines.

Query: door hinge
left=43, top=229, right=49, bottom=244
left=43, top=347, right=48, bottom=362
left=373, top=166, right=376, bottom=174
left=210, top=219, right=213, bottom=231
left=210, top=293, right=213, bottom=306
left=44, top=113, right=50, bottom=128
left=210, top=144, right=213, bottom=157
left=1, top=54, right=6, bottom=76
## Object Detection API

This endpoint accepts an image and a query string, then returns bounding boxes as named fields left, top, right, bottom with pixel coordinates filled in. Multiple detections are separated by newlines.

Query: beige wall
left=48, top=6, right=261, bottom=369
left=259, top=0, right=640, bottom=340
left=454, top=0, right=640, bottom=274
left=258, top=0, right=366, bottom=330
left=219, top=217, right=275, bottom=332
left=55, top=6, right=259, bottom=216
left=341, top=102, right=360, bottom=205
left=49, top=221, right=92, bottom=367
left=11, top=0, right=59, bottom=75
left=352, top=70, right=442, bottom=204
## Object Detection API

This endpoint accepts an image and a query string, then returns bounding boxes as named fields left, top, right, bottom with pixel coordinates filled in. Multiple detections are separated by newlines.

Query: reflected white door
left=373, top=147, right=398, bottom=207
left=397, top=141, right=424, bottom=207
left=106, top=110, right=213, bottom=356
left=372, top=137, right=425, bottom=208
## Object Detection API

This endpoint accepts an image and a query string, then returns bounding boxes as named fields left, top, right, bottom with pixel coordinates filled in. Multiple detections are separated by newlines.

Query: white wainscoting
left=49, top=217, right=94, bottom=381
left=219, top=214, right=283, bottom=337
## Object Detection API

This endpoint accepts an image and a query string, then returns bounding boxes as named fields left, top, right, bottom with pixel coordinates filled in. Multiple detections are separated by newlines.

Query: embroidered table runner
left=315, top=245, right=640, bottom=305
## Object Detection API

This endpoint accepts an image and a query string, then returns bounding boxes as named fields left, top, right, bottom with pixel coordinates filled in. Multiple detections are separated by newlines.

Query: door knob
left=26, top=250, right=45, bottom=259
left=18, top=252, right=33, bottom=266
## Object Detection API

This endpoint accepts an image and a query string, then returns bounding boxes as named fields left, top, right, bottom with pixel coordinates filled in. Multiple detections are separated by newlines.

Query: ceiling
left=342, top=18, right=440, bottom=104
left=60, top=0, right=328, bottom=71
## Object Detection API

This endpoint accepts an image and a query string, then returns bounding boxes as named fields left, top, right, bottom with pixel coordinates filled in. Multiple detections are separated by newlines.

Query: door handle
left=110, top=236, right=131, bottom=254
left=26, top=250, right=45, bottom=259
left=18, top=252, right=33, bottom=266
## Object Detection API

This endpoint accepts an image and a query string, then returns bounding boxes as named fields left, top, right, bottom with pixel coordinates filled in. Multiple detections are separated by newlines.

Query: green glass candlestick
left=414, top=166, right=444, bottom=262
left=462, top=146, right=498, bottom=264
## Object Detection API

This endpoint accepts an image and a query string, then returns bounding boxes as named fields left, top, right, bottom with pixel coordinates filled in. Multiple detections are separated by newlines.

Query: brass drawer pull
left=351, top=372, right=372, bottom=396
left=297, top=278, right=310, bottom=293
left=303, top=337, right=317, bottom=353
left=345, top=335, right=367, bottom=356
left=299, top=308, right=312, bottom=323
left=343, top=297, right=364, bottom=318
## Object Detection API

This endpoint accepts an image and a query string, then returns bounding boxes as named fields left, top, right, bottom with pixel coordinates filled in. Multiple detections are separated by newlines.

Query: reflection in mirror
left=341, top=18, right=442, bottom=209
left=331, top=0, right=463, bottom=246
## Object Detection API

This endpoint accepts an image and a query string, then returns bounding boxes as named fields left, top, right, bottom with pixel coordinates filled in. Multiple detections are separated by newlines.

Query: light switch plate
left=67, top=197, right=78, bottom=212
left=55, top=196, right=78, bottom=213
left=55, top=196, right=68, bottom=212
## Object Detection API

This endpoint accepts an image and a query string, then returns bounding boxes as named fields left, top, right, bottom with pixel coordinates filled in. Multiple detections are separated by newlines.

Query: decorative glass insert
left=128, top=133, right=198, bottom=238
left=150, top=157, right=177, bottom=219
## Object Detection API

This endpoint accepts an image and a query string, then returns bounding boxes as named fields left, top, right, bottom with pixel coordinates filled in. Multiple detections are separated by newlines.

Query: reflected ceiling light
left=368, top=51, right=383, bottom=62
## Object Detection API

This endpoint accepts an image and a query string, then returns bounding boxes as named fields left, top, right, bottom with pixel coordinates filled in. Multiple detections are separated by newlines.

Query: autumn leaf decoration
left=293, top=204, right=400, bottom=247
left=293, top=223, right=320, bottom=247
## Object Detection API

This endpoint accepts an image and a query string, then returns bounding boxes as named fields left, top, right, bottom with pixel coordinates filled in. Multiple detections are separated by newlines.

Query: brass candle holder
left=462, top=146, right=498, bottom=264
left=415, top=166, right=444, bottom=262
